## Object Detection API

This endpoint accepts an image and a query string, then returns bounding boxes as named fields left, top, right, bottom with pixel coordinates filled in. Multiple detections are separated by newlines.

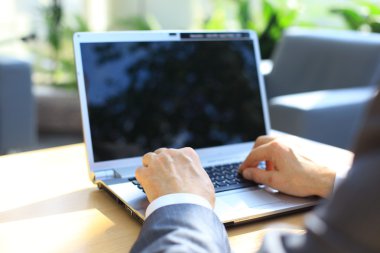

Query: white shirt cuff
left=333, top=173, right=345, bottom=193
left=145, top=193, right=212, bottom=218
left=332, top=164, right=350, bottom=193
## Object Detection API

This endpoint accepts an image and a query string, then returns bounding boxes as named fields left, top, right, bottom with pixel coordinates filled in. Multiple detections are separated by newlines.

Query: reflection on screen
left=81, top=39, right=266, bottom=162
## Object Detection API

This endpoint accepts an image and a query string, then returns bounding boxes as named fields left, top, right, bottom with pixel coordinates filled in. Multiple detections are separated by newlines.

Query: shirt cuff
left=332, top=173, right=345, bottom=193
left=145, top=193, right=213, bottom=218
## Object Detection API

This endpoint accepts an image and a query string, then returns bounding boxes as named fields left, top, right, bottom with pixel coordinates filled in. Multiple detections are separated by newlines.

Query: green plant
left=35, top=1, right=158, bottom=90
left=331, top=0, right=380, bottom=33
left=111, top=15, right=160, bottom=31
left=34, top=0, right=89, bottom=89
left=203, top=0, right=298, bottom=59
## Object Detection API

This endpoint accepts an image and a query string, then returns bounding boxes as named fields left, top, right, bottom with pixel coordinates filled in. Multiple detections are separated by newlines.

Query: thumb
left=242, top=167, right=274, bottom=185
left=240, top=143, right=273, bottom=171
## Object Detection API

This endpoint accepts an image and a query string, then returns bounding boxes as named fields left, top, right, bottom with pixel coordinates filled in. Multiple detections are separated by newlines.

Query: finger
left=135, top=167, right=155, bottom=203
left=155, top=148, right=186, bottom=158
left=179, top=147, right=196, bottom=156
left=240, top=143, right=273, bottom=171
left=179, top=147, right=198, bottom=160
left=142, top=152, right=156, bottom=167
left=156, top=152, right=175, bottom=166
left=253, top=135, right=275, bottom=149
left=154, top=147, right=168, bottom=154
left=135, top=166, right=147, bottom=184
left=266, top=160, right=275, bottom=171
left=242, top=167, right=275, bottom=185
left=170, top=148, right=207, bottom=178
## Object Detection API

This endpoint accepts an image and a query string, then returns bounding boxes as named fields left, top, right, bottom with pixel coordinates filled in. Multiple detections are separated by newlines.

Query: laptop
left=73, top=30, right=317, bottom=226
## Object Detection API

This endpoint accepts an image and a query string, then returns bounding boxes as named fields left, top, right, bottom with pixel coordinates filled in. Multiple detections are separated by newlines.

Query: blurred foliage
left=34, top=1, right=155, bottom=90
left=111, top=15, right=160, bottom=31
left=331, top=0, right=380, bottom=33
left=203, top=0, right=299, bottom=59
left=34, top=0, right=89, bottom=89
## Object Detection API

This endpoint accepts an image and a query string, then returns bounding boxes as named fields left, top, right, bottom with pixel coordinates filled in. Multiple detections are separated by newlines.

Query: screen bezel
left=73, top=30, right=271, bottom=174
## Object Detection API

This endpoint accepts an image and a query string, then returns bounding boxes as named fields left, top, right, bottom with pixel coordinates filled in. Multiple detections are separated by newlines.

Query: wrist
left=315, top=167, right=336, bottom=198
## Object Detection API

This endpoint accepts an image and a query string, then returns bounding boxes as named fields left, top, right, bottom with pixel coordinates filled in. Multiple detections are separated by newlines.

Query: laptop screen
left=80, top=36, right=266, bottom=162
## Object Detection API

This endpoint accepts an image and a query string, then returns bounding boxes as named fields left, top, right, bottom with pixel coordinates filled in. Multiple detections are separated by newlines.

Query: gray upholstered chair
left=265, top=28, right=380, bottom=149
left=0, top=57, right=36, bottom=154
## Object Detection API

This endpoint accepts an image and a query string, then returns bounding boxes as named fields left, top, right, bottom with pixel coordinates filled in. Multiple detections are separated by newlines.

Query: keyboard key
left=131, top=180, right=139, bottom=185
left=204, top=162, right=257, bottom=193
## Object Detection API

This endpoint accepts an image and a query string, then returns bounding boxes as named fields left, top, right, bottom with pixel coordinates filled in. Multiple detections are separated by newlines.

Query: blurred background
left=1, top=0, right=380, bottom=154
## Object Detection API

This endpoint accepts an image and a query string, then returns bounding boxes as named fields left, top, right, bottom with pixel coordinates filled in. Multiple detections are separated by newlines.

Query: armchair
left=0, top=57, right=36, bottom=154
left=266, top=28, right=380, bottom=149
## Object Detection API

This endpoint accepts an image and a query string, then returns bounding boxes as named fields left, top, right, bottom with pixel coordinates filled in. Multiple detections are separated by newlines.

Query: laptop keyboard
left=204, top=162, right=257, bottom=193
left=128, top=162, right=257, bottom=193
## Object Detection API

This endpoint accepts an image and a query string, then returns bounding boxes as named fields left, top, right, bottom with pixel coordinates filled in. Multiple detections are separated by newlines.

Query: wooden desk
left=0, top=140, right=353, bottom=253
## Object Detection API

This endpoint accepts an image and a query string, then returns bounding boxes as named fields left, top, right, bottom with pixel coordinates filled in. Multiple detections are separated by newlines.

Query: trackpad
left=220, top=189, right=281, bottom=209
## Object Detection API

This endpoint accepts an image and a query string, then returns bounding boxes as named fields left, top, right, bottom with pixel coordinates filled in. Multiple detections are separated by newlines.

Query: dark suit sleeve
left=259, top=91, right=380, bottom=253
left=130, top=204, right=231, bottom=253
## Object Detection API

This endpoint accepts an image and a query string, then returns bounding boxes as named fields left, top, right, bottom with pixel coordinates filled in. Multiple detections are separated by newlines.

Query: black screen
left=81, top=38, right=266, bottom=162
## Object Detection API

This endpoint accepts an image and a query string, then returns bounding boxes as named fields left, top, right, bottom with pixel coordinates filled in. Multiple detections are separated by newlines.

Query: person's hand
left=239, top=136, right=336, bottom=198
left=135, top=147, right=215, bottom=207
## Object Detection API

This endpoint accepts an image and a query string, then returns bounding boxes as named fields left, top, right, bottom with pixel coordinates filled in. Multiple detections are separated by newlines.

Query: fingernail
left=243, top=169, right=252, bottom=179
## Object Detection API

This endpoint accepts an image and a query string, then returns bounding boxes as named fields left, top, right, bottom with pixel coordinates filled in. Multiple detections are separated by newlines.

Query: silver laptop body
left=73, top=30, right=317, bottom=226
